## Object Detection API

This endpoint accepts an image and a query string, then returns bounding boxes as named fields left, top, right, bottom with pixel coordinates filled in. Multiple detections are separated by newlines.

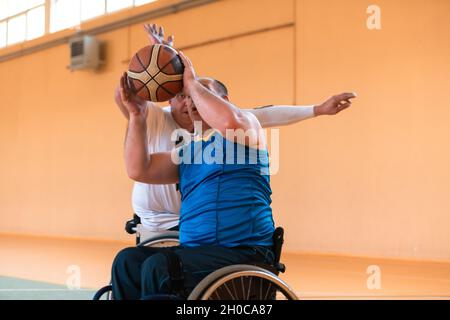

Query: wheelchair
left=93, top=214, right=298, bottom=300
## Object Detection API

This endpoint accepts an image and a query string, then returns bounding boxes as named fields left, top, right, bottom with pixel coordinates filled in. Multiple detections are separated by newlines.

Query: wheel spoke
left=231, top=278, right=239, bottom=298
left=246, top=276, right=252, bottom=300
left=263, top=282, right=272, bottom=300
left=223, top=282, right=235, bottom=300
left=241, top=277, right=245, bottom=299
left=259, top=277, right=263, bottom=300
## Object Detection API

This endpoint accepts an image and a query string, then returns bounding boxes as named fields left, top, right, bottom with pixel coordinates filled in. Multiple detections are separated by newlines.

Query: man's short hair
left=211, top=79, right=228, bottom=97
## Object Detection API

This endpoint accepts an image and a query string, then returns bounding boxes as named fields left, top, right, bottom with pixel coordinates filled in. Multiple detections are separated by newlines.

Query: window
left=0, top=22, right=6, bottom=48
left=7, top=14, right=26, bottom=45
left=0, top=1, right=8, bottom=20
left=50, top=0, right=81, bottom=33
left=135, top=0, right=158, bottom=6
left=27, top=5, right=46, bottom=40
left=81, top=0, right=105, bottom=22
left=0, top=0, right=159, bottom=48
left=106, top=0, right=133, bottom=14
left=0, top=0, right=46, bottom=46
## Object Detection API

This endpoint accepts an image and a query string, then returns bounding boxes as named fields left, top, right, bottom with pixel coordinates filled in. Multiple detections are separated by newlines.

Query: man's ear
left=222, top=95, right=229, bottom=101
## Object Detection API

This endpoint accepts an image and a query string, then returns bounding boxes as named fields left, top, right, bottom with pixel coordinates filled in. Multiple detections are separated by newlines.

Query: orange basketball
left=127, top=44, right=184, bottom=102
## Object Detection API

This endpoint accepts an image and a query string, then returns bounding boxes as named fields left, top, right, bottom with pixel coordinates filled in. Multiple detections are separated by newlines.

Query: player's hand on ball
left=120, top=72, right=148, bottom=119
left=144, top=23, right=174, bottom=47
left=314, top=92, right=357, bottom=116
left=178, top=51, right=197, bottom=93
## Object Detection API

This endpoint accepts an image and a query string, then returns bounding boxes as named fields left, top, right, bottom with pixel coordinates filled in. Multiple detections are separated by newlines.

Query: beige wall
left=1, top=0, right=449, bottom=261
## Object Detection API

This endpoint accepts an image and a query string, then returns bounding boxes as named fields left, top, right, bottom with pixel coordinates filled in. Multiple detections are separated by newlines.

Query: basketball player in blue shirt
left=111, top=46, right=356, bottom=299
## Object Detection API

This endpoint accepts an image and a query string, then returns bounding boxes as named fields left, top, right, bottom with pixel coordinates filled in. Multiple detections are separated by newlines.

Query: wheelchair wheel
left=93, top=232, right=180, bottom=300
left=93, top=285, right=112, bottom=300
left=138, top=232, right=179, bottom=247
left=187, top=265, right=298, bottom=300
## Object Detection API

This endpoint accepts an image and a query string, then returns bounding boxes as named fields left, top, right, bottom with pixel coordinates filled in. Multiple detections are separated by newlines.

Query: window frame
left=0, top=0, right=157, bottom=48
left=0, top=1, right=46, bottom=47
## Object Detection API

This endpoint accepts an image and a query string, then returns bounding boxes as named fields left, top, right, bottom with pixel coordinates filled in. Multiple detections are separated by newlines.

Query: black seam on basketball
left=136, top=52, right=154, bottom=80
left=154, top=78, right=176, bottom=97
left=159, top=54, right=182, bottom=74
left=152, top=54, right=183, bottom=81
left=156, top=79, right=182, bottom=95
left=142, top=84, right=151, bottom=100
left=128, top=75, right=145, bottom=92
left=133, top=81, right=145, bottom=92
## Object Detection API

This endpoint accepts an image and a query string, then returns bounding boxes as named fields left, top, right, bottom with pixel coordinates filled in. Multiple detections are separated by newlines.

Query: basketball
left=127, top=44, right=184, bottom=102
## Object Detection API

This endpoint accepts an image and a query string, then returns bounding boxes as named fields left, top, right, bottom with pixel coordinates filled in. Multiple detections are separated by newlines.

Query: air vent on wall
left=68, top=35, right=102, bottom=71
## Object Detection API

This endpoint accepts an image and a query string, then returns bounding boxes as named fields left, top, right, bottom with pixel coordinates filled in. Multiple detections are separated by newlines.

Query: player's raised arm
left=178, top=51, right=259, bottom=135
left=119, top=72, right=178, bottom=184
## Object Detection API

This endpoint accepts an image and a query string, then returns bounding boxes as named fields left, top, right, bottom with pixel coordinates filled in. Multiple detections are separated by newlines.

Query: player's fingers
left=180, top=51, right=192, bottom=67
left=120, top=72, right=126, bottom=90
left=178, top=51, right=188, bottom=66
left=120, top=74, right=127, bottom=100
left=184, top=54, right=192, bottom=67
left=159, top=26, right=164, bottom=37
left=125, top=73, right=132, bottom=93
left=339, top=99, right=351, bottom=105
left=334, top=92, right=357, bottom=102
left=337, top=102, right=351, bottom=113
left=124, top=73, right=133, bottom=96
left=167, top=35, right=174, bottom=45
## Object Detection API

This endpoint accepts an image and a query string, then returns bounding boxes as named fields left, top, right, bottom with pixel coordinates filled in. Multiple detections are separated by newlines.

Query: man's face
left=169, top=92, right=193, bottom=131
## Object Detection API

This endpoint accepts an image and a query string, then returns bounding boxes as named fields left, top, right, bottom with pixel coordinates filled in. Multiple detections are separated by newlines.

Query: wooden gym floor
left=0, top=234, right=449, bottom=300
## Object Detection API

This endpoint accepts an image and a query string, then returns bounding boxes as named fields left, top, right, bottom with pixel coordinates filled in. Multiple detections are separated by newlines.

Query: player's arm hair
left=247, top=105, right=316, bottom=128
left=188, top=81, right=258, bottom=134
left=125, top=116, right=178, bottom=184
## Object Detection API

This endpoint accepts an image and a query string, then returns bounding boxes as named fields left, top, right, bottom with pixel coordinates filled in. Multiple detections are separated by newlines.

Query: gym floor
left=1, top=234, right=449, bottom=300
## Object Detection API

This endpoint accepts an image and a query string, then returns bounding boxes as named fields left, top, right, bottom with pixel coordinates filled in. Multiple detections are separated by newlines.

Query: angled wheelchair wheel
left=138, top=231, right=180, bottom=248
left=187, top=265, right=298, bottom=300
left=93, top=285, right=113, bottom=300
left=93, top=231, right=180, bottom=300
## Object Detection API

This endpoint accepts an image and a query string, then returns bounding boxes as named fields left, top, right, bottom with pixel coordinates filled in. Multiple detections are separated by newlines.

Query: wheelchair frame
left=93, top=215, right=298, bottom=300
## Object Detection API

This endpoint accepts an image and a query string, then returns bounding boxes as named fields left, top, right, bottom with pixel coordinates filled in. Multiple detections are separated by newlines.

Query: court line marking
left=0, top=289, right=94, bottom=292
left=296, top=291, right=450, bottom=299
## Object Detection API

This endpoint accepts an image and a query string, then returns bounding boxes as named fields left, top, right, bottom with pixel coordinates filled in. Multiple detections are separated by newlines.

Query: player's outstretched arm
left=247, top=93, right=356, bottom=128
left=248, top=105, right=315, bottom=128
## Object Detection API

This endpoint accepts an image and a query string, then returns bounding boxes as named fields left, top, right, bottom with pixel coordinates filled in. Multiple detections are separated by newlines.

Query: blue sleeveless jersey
left=178, top=131, right=274, bottom=247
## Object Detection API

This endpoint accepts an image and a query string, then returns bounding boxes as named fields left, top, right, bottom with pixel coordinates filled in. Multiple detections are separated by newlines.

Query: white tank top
left=131, top=106, right=183, bottom=231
